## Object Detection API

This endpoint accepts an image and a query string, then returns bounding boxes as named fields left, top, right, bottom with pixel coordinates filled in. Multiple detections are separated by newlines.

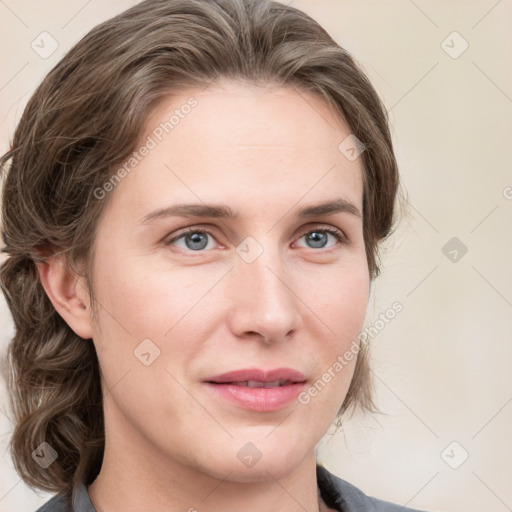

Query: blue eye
left=296, top=228, right=344, bottom=249
left=169, top=229, right=216, bottom=251
left=166, top=226, right=347, bottom=252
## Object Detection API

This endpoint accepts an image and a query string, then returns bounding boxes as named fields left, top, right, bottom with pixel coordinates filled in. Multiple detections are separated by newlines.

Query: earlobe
left=36, top=255, right=94, bottom=340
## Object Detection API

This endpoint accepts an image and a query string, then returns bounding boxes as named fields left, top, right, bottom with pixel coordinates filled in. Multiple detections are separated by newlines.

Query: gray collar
left=72, top=482, right=96, bottom=512
left=66, top=465, right=425, bottom=512
left=69, top=469, right=340, bottom=512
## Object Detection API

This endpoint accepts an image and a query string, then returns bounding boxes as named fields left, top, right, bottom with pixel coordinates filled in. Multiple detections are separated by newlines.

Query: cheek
left=301, top=259, right=370, bottom=341
left=89, top=256, right=231, bottom=384
left=92, top=253, right=220, bottom=337
left=297, top=264, right=369, bottom=413
left=88, top=259, right=206, bottom=431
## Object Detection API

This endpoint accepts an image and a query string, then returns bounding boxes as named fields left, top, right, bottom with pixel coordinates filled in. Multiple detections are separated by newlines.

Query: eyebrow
left=139, top=197, right=362, bottom=224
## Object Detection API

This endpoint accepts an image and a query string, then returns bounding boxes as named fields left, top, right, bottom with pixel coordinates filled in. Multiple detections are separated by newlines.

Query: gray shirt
left=34, top=464, right=429, bottom=512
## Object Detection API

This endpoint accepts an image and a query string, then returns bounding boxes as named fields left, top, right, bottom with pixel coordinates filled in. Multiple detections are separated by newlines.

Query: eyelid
left=294, top=223, right=348, bottom=241
left=164, top=225, right=220, bottom=247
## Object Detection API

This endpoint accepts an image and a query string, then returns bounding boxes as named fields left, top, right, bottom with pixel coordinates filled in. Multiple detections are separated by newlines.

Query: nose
left=226, top=242, right=303, bottom=344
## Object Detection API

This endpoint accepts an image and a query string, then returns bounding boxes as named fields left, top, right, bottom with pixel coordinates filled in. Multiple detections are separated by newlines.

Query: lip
left=203, top=367, right=307, bottom=412
left=204, top=367, right=307, bottom=384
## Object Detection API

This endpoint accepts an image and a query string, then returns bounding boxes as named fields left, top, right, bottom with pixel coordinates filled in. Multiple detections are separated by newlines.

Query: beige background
left=1, top=1, right=511, bottom=511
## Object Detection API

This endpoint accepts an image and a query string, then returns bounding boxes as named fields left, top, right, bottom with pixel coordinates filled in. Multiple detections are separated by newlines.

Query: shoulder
left=34, top=493, right=69, bottom=512
left=33, top=482, right=95, bottom=512
left=316, top=464, right=432, bottom=512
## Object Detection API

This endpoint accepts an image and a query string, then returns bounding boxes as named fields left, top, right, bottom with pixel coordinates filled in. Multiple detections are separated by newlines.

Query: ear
left=36, top=255, right=94, bottom=340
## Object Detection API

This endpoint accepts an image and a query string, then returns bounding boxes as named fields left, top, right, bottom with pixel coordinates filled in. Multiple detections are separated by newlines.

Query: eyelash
left=165, top=225, right=348, bottom=253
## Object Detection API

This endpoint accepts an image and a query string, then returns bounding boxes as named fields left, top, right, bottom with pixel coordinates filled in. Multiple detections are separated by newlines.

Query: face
left=86, top=81, right=369, bottom=483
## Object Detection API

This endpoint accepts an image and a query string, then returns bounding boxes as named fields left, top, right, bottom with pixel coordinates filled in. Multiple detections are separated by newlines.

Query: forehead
left=144, top=81, right=354, bottom=158
left=101, top=82, right=364, bottom=221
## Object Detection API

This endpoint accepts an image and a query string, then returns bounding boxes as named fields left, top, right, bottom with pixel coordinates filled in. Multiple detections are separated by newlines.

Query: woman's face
left=87, top=81, right=369, bottom=482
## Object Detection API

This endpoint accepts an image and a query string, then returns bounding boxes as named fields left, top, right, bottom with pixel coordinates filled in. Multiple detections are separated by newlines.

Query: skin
left=38, top=80, right=370, bottom=512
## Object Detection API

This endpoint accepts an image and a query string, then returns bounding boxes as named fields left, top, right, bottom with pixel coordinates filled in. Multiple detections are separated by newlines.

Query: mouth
left=203, top=368, right=307, bottom=412
left=207, top=379, right=299, bottom=388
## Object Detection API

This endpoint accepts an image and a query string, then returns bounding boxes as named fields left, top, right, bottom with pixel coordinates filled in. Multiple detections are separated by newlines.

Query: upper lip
left=204, top=368, right=307, bottom=384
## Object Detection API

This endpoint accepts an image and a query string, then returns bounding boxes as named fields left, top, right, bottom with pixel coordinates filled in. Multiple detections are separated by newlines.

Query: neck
left=88, top=405, right=329, bottom=512
left=89, top=453, right=326, bottom=512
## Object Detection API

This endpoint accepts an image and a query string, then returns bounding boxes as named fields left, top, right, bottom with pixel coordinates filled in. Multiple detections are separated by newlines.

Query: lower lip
left=204, top=382, right=307, bottom=412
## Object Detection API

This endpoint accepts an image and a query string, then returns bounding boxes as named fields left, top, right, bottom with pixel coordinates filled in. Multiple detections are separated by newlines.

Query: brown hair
left=0, top=0, right=403, bottom=501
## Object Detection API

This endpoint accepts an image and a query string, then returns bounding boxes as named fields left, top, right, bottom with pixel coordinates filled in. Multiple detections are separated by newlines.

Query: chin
left=210, top=444, right=309, bottom=483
